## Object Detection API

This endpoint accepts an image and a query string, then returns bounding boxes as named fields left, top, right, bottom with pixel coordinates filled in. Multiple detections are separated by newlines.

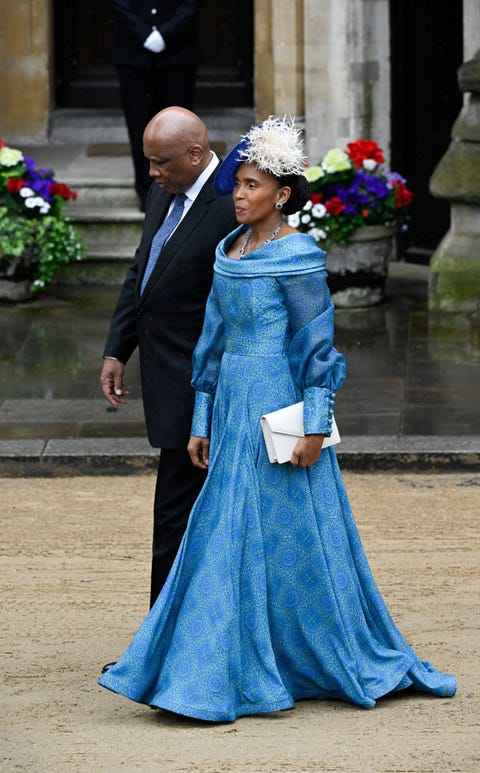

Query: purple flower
left=23, top=161, right=56, bottom=202
left=361, top=173, right=389, bottom=199
left=386, top=171, right=406, bottom=187
left=38, top=166, right=54, bottom=178
left=30, top=177, right=53, bottom=201
left=23, top=156, right=36, bottom=174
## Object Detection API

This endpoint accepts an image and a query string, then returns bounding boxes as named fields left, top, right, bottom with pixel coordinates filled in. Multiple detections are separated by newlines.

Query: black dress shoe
left=101, top=661, right=117, bottom=674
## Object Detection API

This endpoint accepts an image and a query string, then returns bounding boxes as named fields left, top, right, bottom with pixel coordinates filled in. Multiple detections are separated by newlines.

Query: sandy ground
left=1, top=472, right=479, bottom=773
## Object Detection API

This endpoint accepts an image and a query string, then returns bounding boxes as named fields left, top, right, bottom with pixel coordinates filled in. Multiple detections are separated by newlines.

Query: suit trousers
left=117, top=62, right=196, bottom=205
left=151, top=448, right=207, bottom=608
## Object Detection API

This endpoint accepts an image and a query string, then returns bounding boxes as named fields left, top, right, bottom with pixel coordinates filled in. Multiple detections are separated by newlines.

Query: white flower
left=304, top=165, right=324, bottom=182
left=321, top=148, right=350, bottom=174
left=303, top=200, right=313, bottom=211
left=33, top=280, right=46, bottom=288
left=0, top=146, right=24, bottom=166
left=362, top=158, right=377, bottom=171
left=20, top=187, right=34, bottom=198
left=24, top=196, right=48, bottom=210
left=39, top=203, right=51, bottom=214
left=308, top=227, right=327, bottom=242
left=301, top=213, right=312, bottom=224
left=287, top=213, right=300, bottom=227
left=312, top=203, right=327, bottom=219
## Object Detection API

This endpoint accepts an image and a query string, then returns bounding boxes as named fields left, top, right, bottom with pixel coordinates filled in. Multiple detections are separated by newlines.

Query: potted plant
left=0, top=137, right=85, bottom=301
left=289, top=139, right=413, bottom=307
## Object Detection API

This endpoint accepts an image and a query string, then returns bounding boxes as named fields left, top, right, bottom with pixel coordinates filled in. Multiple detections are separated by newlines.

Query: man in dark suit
left=100, top=107, right=237, bottom=608
left=111, top=0, right=198, bottom=207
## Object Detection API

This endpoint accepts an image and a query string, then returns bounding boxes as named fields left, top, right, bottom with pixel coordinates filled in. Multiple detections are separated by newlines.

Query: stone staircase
left=47, top=107, right=253, bottom=285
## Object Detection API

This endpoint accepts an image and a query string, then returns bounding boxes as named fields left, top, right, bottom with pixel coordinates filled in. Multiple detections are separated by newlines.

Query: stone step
left=59, top=205, right=142, bottom=284
left=58, top=246, right=134, bottom=285
left=73, top=207, right=143, bottom=247
left=65, top=179, right=138, bottom=208
left=51, top=108, right=129, bottom=145
left=50, top=107, right=254, bottom=149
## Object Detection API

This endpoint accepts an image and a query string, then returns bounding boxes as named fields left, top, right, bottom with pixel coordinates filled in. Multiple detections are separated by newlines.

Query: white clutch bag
left=260, top=401, right=340, bottom=464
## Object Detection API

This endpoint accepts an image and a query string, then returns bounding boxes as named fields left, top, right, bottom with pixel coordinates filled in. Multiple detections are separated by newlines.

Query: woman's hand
left=188, top=436, right=210, bottom=470
left=290, top=434, right=325, bottom=467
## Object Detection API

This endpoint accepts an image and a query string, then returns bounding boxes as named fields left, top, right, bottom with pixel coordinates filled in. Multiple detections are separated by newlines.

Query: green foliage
left=0, top=208, right=85, bottom=292
left=0, top=139, right=85, bottom=293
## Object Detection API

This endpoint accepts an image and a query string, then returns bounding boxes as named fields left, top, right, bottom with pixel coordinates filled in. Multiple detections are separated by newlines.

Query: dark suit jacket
left=111, top=0, right=197, bottom=69
left=104, top=169, right=237, bottom=448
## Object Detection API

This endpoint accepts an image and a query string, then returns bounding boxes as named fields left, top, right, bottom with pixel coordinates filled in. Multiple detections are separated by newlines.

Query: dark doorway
left=53, top=0, right=253, bottom=109
left=390, top=1, right=463, bottom=262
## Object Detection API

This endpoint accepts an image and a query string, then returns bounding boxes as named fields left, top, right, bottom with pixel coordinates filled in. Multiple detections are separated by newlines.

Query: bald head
left=145, top=107, right=209, bottom=150
left=143, top=108, right=212, bottom=195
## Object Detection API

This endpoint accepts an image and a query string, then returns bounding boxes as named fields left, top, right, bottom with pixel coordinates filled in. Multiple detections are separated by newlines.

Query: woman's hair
left=277, top=173, right=310, bottom=216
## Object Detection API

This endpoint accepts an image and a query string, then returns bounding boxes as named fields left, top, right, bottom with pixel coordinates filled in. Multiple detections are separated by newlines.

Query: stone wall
left=254, top=0, right=305, bottom=120
left=303, top=0, right=390, bottom=162
left=464, top=0, right=480, bottom=62
left=0, top=0, right=52, bottom=144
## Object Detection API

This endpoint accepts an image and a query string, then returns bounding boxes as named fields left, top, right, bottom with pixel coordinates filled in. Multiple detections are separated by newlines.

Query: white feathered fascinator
left=215, top=116, right=306, bottom=195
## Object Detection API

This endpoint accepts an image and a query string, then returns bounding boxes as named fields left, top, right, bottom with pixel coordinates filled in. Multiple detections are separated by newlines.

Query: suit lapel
left=140, top=170, right=217, bottom=300
left=136, top=192, right=172, bottom=301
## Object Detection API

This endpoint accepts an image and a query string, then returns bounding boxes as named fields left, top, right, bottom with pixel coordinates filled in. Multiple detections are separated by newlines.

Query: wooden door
left=53, top=0, right=253, bottom=109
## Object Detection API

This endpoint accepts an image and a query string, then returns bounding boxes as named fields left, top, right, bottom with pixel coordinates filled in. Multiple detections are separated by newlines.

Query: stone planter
left=0, top=249, right=36, bottom=301
left=324, top=225, right=396, bottom=307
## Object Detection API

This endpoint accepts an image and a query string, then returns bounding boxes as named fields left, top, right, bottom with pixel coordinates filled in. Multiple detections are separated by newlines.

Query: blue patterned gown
left=99, top=228, right=456, bottom=721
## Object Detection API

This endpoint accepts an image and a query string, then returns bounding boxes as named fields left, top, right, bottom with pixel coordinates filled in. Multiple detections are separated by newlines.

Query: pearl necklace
left=239, top=221, right=283, bottom=257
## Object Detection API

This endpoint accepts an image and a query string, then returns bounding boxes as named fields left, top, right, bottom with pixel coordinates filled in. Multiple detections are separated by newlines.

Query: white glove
left=143, top=29, right=166, bottom=54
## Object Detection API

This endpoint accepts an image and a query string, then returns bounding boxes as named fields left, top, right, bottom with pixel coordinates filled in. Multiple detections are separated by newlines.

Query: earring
left=275, top=202, right=283, bottom=210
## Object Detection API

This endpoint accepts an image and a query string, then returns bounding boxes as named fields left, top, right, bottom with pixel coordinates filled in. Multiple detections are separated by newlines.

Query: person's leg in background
left=116, top=65, right=157, bottom=208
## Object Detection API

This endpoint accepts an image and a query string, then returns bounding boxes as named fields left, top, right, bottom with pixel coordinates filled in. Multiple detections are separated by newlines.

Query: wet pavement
left=1, top=261, right=479, bottom=474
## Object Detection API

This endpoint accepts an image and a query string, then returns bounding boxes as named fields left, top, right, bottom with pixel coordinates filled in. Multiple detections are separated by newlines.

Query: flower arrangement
left=0, top=137, right=84, bottom=294
left=288, top=139, right=413, bottom=247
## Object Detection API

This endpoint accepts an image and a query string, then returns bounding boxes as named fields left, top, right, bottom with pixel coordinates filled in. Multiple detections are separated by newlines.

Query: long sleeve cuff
left=190, top=391, right=214, bottom=438
left=303, top=386, right=336, bottom=435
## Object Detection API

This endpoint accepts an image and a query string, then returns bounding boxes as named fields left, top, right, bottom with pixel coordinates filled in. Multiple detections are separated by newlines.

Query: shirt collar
left=184, top=152, right=219, bottom=203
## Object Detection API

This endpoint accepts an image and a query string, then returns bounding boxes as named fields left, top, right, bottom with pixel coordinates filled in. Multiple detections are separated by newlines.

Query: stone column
left=464, top=0, right=480, bottom=62
left=429, top=52, right=480, bottom=312
left=0, top=0, right=53, bottom=143
left=254, top=0, right=304, bottom=120
left=303, top=0, right=390, bottom=162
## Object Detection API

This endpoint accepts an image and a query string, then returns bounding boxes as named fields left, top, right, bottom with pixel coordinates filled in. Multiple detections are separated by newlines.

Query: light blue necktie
left=140, top=193, right=187, bottom=295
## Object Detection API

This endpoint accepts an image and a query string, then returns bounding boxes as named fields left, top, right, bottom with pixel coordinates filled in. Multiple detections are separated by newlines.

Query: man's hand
left=290, top=434, right=325, bottom=467
left=188, top=436, right=210, bottom=470
left=100, top=358, right=129, bottom=408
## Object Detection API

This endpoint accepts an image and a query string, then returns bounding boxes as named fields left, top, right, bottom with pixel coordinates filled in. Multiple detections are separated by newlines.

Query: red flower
left=311, top=192, right=323, bottom=205
left=0, top=137, right=4, bottom=149
left=347, top=139, right=385, bottom=168
left=361, top=209, right=369, bottom=218
left=6, top=177, right=26, bottom=193
left=50, top=182, right=77, bottom=200
left=392, top=181, right=413, bottom=207
left=325, top=196, right=346, bottom=216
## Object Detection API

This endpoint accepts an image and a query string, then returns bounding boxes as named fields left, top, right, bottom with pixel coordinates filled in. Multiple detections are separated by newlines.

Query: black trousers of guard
left=117, top=63, right=196, bottom=206
left=150, top=448, right=206, bottom=608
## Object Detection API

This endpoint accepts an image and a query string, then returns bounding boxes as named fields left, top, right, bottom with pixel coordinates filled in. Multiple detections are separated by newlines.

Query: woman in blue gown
left=99, top=118, right=456, bottom=721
